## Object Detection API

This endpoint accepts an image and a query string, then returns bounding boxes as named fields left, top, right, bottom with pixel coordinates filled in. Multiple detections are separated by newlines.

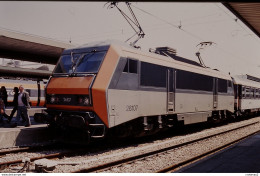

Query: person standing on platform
left=0, top=97, right=4, bottom=123
left=0, top=86, right=10, bottom=121
left=0, top=86, right=8, bottom=106
left=11, top=85, right=31, bottom=127
left=8, top=87, right=26, bottom=123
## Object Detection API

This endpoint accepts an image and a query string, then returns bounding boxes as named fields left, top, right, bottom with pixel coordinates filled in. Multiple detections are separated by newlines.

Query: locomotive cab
left=45, top=43, right=113, bottom=142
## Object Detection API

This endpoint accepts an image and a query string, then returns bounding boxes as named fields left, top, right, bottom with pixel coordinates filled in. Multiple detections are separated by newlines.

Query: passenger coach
left=233, top=74, right=260, bottom=117
left=45, top=40, right=234, bottom=140
left=0, top=78, right=46, bottom=107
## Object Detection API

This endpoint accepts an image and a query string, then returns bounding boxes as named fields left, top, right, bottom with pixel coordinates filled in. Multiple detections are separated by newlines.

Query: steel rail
left=0, top=147, right=95, bottom=171
left=0, top=143, right=57, bottom=158
left=0, top=147, right=31, bottom=157
left=73, top=121, right=259, bottom=173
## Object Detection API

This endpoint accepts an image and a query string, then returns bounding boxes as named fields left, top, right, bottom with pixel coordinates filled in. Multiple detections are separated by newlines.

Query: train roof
left=232, top=75, right=260, bottom=88
left=62, top=40, right=232, bottom=81
left=116, top=43, right=232, bottom=81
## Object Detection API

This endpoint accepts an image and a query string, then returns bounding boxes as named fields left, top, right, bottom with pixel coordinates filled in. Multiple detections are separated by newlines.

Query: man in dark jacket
left=0, top=97, right=4, bottom=122
left=12, top=85, right=31, bottom=127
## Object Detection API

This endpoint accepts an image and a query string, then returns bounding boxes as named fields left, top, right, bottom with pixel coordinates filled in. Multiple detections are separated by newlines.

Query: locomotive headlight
left=83, top=97, right=90, bottom=106
left=50, top=95, right=56, bottom=103
left=78, top=96, right=90, bottom=106
left=49, top=94, right=59, bottom=104
left=50, top=97, right=55, bottom=103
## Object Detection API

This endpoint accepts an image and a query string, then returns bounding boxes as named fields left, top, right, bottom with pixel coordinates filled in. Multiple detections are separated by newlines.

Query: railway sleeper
left=34, top=158, right=81, bottom=172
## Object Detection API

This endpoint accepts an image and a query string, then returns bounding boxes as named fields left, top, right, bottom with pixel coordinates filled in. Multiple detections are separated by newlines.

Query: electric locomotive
left=45, top=40, right=235, bottom=142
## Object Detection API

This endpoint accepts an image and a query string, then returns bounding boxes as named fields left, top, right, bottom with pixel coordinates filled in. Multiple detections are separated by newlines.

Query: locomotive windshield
left=53, top=51, right=106, bottom=74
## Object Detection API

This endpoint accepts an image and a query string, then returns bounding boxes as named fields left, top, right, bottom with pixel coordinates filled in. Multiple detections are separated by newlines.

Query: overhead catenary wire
left=131, top=3, right=255, bottom=64
left=132, top=4, right=205, bottom=42
left=132, top=4, right=228, bottom=30
left=214, top=3, right=260, bottom=46
left=66, top=4, right=229, bottom=44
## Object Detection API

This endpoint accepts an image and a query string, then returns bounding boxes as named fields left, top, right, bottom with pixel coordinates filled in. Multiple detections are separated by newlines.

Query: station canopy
left=0, top=3, right=259, bottom=78
left=223, top=3, right=260, bottom=39
left=0, top=28, right=74, bottom=65
left=0, top=28, right=75, bottom=79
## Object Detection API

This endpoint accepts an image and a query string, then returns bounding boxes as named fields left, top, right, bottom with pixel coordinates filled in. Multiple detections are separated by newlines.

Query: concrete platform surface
left=0, top=107, right=51, bottom=148
left=177, top=132, right=260, bottom=173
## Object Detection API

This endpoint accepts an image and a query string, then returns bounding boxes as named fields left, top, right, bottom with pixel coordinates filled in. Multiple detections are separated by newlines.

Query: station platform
left=0, top=107, right=51, bottom=149
left=5, top=106, right=45, bottom=117
left=177, top=132, right=260, bottom=173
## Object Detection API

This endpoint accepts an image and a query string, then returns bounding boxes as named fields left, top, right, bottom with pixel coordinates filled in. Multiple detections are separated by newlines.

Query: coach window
left=176, top=70, right=213, bottom=92
left=29, top=89, right=38, bottom=97
left=255, top=89, right=259, bottom=99
left=218, top=79, right=228, bottom=93
left=253, top=88, right=256, bottom=99
left=245, top=87, right=251, bottom=98
left=123, top=58, right=138, bottom=74
left=227, top=80, right=233, bottom=94
left=250, top=88, right=254, bottom=98
left=140, top=62, right=167, bottom=88
left=242, top=86, right=245, bottom=98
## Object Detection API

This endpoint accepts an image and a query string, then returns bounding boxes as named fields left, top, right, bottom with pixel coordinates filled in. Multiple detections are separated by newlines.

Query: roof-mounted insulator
left=246, top=74, right=260, bottom=83
left=155, top=47, right=177, bottom=57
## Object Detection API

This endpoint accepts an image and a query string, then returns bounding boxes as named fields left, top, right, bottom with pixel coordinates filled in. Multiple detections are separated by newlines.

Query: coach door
left=213, top=78, right=218, bottom=109
left=237, top=85, right=242, bottom=111
left=167, top=69, right=175, bottom=113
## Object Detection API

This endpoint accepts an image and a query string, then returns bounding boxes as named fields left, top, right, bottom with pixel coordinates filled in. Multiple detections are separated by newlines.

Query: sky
left=0, top=2, right=260, bottom=77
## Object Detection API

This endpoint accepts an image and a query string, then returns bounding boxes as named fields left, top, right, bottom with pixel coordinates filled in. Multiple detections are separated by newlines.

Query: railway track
left=0, top=148, right=78, bottom=172
left=72, top=121, right=260, bottom=173
left=0, top=139, right=144, bottom=172
left=1, top=117, right=260, bottom=173
left=0, top=141, right=102, bottom=172
left=0, top=147, right=32, bottom=158
left=157, top=129, right=260, bottom=173
left=0, top=142, right=59, bottom=158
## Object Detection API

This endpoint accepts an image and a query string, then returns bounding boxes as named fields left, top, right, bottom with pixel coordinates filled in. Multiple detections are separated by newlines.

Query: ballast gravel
left=53, top=117, right=260, bottom=173
left=1, top=117, right=260, bottom=173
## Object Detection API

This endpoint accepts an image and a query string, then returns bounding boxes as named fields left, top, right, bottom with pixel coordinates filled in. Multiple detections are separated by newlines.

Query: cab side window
left=242, top=86, right=246, bottom=98
left=123, top=58, right=138, bottom=74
